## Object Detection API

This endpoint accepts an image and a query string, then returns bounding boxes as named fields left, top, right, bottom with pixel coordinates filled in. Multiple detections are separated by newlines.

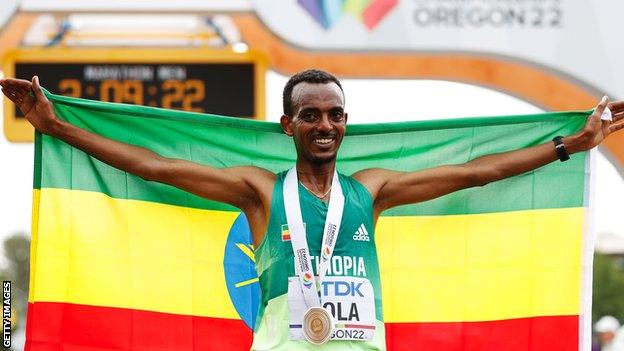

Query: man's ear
left=280, top=114, right=294, bottom=136
left=344, top=112, right=348, bottom=124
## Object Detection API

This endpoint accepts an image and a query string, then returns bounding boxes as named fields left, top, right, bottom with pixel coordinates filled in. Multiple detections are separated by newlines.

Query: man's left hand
left=576, top=97, right=624, bottom=151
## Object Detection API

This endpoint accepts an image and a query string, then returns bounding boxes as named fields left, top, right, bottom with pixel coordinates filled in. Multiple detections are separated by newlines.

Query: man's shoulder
left=350, top=168, right=397, bottom=199
left=232, top=166, right=277, bottom=203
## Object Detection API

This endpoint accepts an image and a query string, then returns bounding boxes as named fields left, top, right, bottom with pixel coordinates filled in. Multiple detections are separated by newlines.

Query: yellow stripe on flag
left=29, top=189, right=42, bottom=303
left=376, top=208, right=583, bottom=322
left=32, top=188, right=583, bottom=323
left=31, top=188, right=240, bottom=319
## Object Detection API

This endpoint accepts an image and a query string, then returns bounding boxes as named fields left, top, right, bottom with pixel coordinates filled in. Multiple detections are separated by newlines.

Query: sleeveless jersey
left=251, top=171, right=386, bottom=350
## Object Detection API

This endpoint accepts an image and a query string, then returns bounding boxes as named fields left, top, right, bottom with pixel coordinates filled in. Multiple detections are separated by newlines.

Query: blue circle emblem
left=223, top=213, right=260, bottom=329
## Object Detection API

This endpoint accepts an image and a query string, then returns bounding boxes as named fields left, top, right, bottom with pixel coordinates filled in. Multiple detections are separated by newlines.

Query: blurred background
left=0, top=1, right=623, bottom=350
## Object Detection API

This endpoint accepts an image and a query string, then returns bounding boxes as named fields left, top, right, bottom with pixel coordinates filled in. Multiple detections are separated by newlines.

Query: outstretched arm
left=0, top=76, right=275, bottom=211
left=354, top=97, right=624, bottom=213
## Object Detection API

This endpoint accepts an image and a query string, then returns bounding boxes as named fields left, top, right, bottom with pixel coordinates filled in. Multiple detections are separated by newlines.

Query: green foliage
left=1, top=232, right=30, bottom=342
left=592, top=253, right=624, bottom=324
left=3, top=233, right=30, bottom=295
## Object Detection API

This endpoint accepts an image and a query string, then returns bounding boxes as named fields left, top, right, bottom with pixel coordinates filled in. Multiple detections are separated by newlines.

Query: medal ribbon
left=284, top=167, right=344, bottom=309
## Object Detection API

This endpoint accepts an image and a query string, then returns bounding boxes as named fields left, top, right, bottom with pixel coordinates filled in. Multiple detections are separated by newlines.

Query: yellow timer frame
left=2, top=48, right=267, bottom=142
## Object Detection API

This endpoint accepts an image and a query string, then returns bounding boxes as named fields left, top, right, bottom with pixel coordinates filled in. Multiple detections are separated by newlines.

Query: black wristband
left=552, top=136, right=570, bottom=162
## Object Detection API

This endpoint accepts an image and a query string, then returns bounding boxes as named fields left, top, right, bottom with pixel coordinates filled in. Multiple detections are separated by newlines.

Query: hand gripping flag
left=27, top=91, right=595, bottom=351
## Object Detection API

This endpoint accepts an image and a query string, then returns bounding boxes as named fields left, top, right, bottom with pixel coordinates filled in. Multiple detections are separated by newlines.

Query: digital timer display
left=15, top=63, right=255, bottom=117
left=3, top=48, right=267, bottom=142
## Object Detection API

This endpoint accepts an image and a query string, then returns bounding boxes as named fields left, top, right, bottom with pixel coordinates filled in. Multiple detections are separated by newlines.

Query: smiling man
left=1, top=69, right=624, bottom=350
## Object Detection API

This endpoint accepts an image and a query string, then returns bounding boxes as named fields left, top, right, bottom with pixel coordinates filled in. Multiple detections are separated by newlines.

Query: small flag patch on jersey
left=281, top=224, right=291, bottom=241
left=281, top=223, right=306, bottom=241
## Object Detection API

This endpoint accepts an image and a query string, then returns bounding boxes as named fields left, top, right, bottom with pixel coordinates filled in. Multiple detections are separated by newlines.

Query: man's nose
left=317, top=115, right=332, bottom=131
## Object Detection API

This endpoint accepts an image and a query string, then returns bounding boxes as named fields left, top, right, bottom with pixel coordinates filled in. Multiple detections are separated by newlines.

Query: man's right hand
left=0, top=76, right=59, bottom=135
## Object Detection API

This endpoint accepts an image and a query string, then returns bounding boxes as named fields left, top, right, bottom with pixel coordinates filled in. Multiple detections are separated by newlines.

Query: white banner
left=252, top=0, right=624, bottom=97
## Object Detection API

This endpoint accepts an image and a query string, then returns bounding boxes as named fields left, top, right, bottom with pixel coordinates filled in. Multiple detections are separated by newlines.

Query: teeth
left=314, top=138, right=333, bottom=144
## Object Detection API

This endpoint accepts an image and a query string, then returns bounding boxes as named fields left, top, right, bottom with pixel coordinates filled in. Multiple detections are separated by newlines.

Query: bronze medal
left=302, top=307, right=333, bottom=344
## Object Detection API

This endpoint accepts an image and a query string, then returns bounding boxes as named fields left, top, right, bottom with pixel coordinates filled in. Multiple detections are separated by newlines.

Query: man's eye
left=332, top=112, right=344, bottom=121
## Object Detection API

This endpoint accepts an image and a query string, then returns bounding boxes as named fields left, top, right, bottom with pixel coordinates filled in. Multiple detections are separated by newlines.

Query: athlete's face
left=280, top=82, right=347, bottom=165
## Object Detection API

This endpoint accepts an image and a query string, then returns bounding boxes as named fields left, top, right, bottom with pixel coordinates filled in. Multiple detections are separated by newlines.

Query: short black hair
left=282, top=69, right=344, bottom=117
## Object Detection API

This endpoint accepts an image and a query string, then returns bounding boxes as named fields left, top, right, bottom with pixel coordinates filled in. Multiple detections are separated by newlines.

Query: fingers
left=1, top=85, right=25, bottom=103
left=609, top=98, right=624, bottom=132
left=2, top=87, right=22, bottom=104
left=608, top=100, right=624, bottom=114
left=31, top=76, right=49, bottom=103
left=604, top=100, right=624, bottom=124
left=0, top=78, right=32, bottom=91
left=1, top=76, right=45, bottom=99
left=0, top=80, right=29, bottom=97
left=1, top=78, right=32, bottom=102
left=593, top=96, right=609, bottom=119
left=3, top=93, right=30, bottom=117
left=609, top=119, right=624, bottom=133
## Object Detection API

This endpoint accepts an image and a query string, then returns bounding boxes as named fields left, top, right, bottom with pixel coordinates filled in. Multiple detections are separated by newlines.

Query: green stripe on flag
left=38, top=92, right=589, bottom=215
left=34, top=131, right=43, bottom=190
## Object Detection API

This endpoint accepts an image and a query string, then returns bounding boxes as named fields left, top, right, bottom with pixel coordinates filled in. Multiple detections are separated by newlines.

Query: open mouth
left=312, top=137, right=335, bottom=147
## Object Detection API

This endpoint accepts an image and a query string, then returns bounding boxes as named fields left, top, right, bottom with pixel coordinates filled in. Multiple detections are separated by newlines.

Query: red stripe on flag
left=25, top=302, right=252, bottom=351
left=25, top=302, right=578, bottom=350
left=385, top=315, right=579, bottom=351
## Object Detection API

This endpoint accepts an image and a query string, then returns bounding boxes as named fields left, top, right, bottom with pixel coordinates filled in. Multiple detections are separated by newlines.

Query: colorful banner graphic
left=297, top=0, right=398, bottom=30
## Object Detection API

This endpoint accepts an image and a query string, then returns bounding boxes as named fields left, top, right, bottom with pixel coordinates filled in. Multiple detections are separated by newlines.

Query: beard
left=293, top=134, right=341, bottom=165
left=309, top=152, right=337, bottom=164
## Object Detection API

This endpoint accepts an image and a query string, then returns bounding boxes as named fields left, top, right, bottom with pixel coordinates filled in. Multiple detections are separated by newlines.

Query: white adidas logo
left=353, top=223, right=370, bottom=242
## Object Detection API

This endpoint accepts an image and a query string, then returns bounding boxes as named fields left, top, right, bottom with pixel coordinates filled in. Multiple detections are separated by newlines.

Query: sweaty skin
left=1, top=76, right=624, bottom=249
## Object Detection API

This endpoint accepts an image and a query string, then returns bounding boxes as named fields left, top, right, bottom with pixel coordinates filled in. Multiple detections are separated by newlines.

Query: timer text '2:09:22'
left=58, top=78, right=206, bottom=112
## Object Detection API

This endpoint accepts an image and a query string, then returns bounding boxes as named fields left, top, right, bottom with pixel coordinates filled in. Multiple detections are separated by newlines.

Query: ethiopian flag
left=27, top=92, right=594, bottom=350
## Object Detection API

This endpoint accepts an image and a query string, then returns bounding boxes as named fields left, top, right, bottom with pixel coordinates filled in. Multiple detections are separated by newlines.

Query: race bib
left=288, top=276, right=376, bottom=341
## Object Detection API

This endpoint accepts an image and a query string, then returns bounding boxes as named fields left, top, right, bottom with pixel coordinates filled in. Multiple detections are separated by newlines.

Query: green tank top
left=251, top=170, right=386, bottom=350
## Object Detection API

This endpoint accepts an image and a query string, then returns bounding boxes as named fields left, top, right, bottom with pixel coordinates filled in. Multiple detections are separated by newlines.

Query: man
left=1, top=70, right=623, bottom=350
